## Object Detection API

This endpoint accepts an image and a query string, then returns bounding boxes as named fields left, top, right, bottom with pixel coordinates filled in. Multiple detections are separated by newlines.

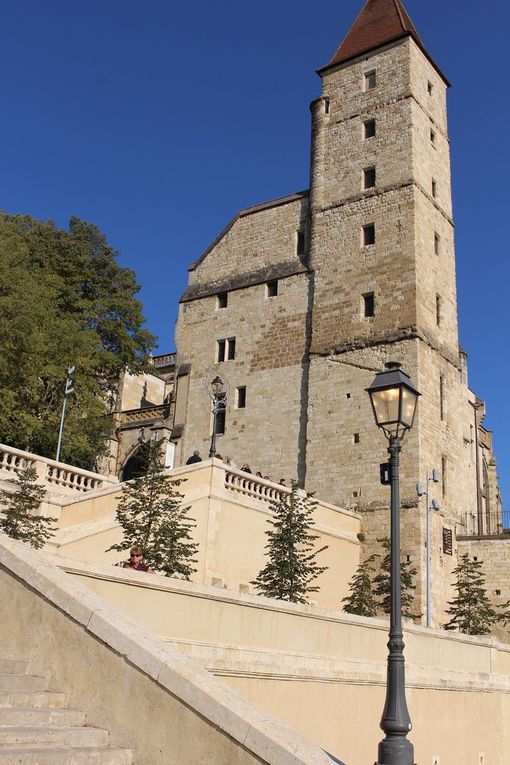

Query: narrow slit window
left=363, top=223, right=375, bottom=246
left=442, top=455, right=447, bottom=497
left=440, top=374, right=445, bottom=420
left=297, top=230, right=305, bottom=256
left=363, top=166, right=376, bottom=190
left=434, top=232, right=441, bottom=255
left=364, top=70, right=376, bottom=91
left=324, top=98, right=330, bottom=115
left=267, top=280, right=278, bottom=298
left=236, top=386, right=246, bottom=409
left=432, top=178, right=437, bottom=198
left=363, top=292, right=375, bottom=318
left=353, top=433, right=360, bottom=444
left=436, top=294, right=441, bottom=326
left=364, top=119, right=376, bottom=139
left=215, top=400, right=226, bottom=435
left=430, top=128, right=436, bottom=146
left=428, top=80, right=433, bottom=95
left=217, top=292, right=228, bottom=309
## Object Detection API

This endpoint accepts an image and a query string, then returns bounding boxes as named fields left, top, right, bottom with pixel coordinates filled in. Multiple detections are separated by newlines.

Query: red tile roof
left=319, top=0, right=449, bottom=84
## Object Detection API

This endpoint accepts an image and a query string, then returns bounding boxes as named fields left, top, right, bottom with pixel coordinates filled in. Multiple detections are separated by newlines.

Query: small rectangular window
left=436, top=294, right=441, bottom=326
left=217, top=337, right=235, bottom=362
left=364, top=70, right=376, bottom=91
left=236, top=386, right=246, bottom=409
left=364, top=119, right=376, bottom=139
left=353, top=433, right=360, bottom=444
left=297, top=230, right=305, bottom=256
left=363, top=166, right=376, bottom=190
left=434, top=232, right=441, bottom=255
left=363, top=223, right=375, bottom=246
left=324, top=97, right=330, bottom=114
left=363, top=292, right=375, bottom=318
left=217, top=292, right=228, bottom=309
left=427, top=80, right=433, bottom=95
left=267, top=280, right=278, bottom=298
left=432, top=178, right=437, bottom=198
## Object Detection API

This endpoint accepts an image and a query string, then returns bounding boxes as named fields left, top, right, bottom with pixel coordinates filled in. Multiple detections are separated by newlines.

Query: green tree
left=251, top=481, right=328, bottom=604
left=342, top=554, right=378, bottom=617
left=444, top=554, right=500, bottom=635
left=0, top=213, right=156, bottom=468
left=373, top=537, right=419, bottom=618
left=0, top=464, right=56, bottom=548
left=107, top=439, right=198, bottom=579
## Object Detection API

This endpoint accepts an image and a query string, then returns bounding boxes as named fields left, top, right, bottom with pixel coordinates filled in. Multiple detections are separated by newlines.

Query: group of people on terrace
left=185, top=450, right=287, bottom=485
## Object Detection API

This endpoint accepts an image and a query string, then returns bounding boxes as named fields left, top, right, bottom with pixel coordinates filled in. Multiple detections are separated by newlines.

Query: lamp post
left=366, top=361, right=420, bottom=765
left=56, top=365, right=75, bottom=463
left=416, top=469, right=440, bottom=628
left=205, top=375, right=227, bottom=459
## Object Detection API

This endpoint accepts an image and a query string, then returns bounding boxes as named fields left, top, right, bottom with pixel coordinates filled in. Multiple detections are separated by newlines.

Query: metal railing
left=460, top=510, right=510, bottom=537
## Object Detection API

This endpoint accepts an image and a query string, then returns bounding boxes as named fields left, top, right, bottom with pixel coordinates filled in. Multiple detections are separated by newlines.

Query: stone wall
left=175, top=195, right=310, bottom=481
left=62, top=554, right=510, bottom=765
left=0, top=536, right=332, bottom=765
left=458, top=537, right=510, bottom=641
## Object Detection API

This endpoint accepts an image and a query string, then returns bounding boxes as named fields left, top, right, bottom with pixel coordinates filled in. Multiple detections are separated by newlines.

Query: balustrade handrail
left=223, top=467, right=293, bottom=505
left=0, top=443, right=117, bottom=494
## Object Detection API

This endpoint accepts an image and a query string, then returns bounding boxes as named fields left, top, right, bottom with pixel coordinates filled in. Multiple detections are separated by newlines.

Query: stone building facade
left=109, top=0, right=505, bottom=627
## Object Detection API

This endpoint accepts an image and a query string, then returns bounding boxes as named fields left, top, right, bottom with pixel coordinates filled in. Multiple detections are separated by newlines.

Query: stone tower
left=169, top=0, right=501, bottom=623
left=304, top=0, right=480, bottom=616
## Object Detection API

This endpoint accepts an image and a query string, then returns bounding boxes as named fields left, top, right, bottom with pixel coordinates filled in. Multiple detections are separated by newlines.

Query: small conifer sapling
left=373, top=537, right=419, bottom=619
left=108, top=439, right=198, bottom=578
left=342, top=554, right=378, bottom=616
left=251, top=481, right=328, bottom=604
left=0, top=464, right=56, bottom=548
left=444, top=553, right=499, bottom=635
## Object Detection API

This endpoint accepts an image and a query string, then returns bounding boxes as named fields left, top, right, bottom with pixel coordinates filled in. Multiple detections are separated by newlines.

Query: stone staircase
left=0, top=658, right=132, bottom=764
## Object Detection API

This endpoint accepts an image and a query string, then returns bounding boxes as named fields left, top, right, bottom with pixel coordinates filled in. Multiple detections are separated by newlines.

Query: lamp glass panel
left=371, top=386, right=401, bottom=427
left=401, top=387, right=418, bottom=428
left=211, top=377, right=224, bottom=397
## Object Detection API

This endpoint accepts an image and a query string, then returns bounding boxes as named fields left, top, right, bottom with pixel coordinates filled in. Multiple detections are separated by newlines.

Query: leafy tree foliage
left=342, top=554, right=378, bottom=617
left=251, top=481, right=328, bottom=604
left=373, top=537, right=419, bottom=618
left=107, top=439, right=198, bottom=579
left=0, top=213, right=156, bottom=468
left=444, top=553, right=501, bottom=635
left=0, top=464, right=56, bottom=548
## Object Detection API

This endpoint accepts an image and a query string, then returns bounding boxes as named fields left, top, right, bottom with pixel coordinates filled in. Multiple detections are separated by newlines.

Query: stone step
left=0, top=707, right=86, bottom=727
left=0, top=726, right=108, bottom=748
left=0, top=691, right=67, bottom=709
left=0, top=747, right=133, bottom=764
left=0, top=676, right=47, bottom=692
left=0, top=661, right=28, bottom=675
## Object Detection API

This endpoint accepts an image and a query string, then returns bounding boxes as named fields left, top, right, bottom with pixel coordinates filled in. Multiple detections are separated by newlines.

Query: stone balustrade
left=119, top=403, right=170, bottom=425
left=224, top=469, right=287, bottom=503
left=0, top=443, right=118, bottom=495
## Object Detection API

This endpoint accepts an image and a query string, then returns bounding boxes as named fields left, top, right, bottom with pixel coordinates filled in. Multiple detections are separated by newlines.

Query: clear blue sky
left=1, top=1, right=509, bottom=508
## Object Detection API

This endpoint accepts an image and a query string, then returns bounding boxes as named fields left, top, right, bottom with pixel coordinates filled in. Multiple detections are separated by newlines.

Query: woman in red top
left=122, top=545, right=155, bottom=573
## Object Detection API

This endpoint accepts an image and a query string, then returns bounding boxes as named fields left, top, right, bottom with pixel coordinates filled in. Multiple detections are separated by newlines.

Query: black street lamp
left=206, top=375, right=227, bottom=459
left=366, top=361, right=420, bottom=765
